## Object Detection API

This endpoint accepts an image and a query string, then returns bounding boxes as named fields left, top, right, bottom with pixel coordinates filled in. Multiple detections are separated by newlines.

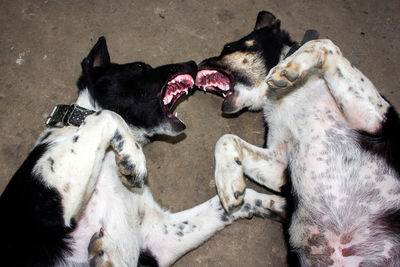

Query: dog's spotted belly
left=289, top=125, right=400, bottom=265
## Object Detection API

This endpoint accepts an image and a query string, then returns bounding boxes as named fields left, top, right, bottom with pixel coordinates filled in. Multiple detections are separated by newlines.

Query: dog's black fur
left=0, top=143, right=74, bottom=266
left=0, top=37, right=197, bottom=266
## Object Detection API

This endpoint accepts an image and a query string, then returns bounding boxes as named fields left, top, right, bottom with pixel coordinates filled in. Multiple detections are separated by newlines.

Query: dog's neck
left=75, top=89, right=100, bottom=111
left=74, top=88, right=150, bottom=145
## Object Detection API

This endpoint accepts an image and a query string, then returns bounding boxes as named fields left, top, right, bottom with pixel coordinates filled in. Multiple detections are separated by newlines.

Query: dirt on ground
left=0, top=0, right=399, bottom=266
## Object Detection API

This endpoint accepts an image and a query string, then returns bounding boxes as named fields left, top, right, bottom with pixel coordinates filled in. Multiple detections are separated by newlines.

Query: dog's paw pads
left=115, top=154, right=146, bottom=188
left=216, top=174, right=246, bottom=212
left=267, top=68, right=300, bottom=90
left=233, top=189, right=287, bottom=222
left=88, top=228, right=114, bottom=267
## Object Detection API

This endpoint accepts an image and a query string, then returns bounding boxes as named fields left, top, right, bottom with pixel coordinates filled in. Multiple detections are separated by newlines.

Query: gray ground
left=0, top=0, right=399, bottom=266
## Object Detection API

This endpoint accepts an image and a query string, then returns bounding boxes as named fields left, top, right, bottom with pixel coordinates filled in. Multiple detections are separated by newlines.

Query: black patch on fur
left=119, top=155, right=135, bottom=172
left=116, top=140, right=124, bottom=152
left=358, top=105, right=400, bottom=176
left=235, top=158, right=242, bottom=165
left=336, top=67, right=343, bottom=78
left=255, top=199, right=262, bottom=207
left=72, top=135, right=79, bottom=143
left=378, top=208, right=400, bottom=235
left=221, top=211, right=231, bottom=222
left=113, top=130, right=122, bottom=142
left=242, top=203, right=251, bottom=212
left=138, top=249, right=159, bottom=267
left=48, top=157, right=55, bottom=172
left=280, top=168, right=302, bottom=267
left=39, top=131, right=52, bottom=143
left=0, top=143, right=74, bottom=266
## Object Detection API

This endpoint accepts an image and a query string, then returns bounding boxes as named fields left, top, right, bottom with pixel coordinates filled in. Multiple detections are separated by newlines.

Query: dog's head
left=196, top=11, right=294, bottom=114
left=77, top=37, right=197, bottom=137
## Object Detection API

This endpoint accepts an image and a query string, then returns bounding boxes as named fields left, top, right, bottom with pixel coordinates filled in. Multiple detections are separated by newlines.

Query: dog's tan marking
left=63, top=182, right=70, bottom=193
left=245, top=40, right=255, bottom=47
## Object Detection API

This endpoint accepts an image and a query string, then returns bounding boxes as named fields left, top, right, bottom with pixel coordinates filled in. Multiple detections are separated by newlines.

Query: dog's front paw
left=112, top=130, right=147, bottom=189
left=88, top=228, right=120, bottom=267
left=232, top=189, right=286, bottom=222
left=115, top=152, right=147, bottom=189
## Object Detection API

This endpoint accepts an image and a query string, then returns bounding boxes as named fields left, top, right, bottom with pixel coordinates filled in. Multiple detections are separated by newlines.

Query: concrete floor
left=0, top=0, right=399, bottom=266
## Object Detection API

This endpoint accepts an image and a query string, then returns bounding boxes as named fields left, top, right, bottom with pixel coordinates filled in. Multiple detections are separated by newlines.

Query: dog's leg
left=138, top=187, right=285, bottom=266
left=88, top=228, right=127, bottom=267
left=214, top=134, right=287, bottom=211
left=38, top=110, right=146, bottom=224
left=267, top=39, right=390, bottom=134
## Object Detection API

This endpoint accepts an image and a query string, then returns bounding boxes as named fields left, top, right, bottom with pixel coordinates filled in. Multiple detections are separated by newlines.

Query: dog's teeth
left=175, top=112, right=178, bottom=117
left=186, top=90, right=188, bottom=95
left=203, top=87, right=206, bottom=92
left=223, top=93, right=226, bottom=97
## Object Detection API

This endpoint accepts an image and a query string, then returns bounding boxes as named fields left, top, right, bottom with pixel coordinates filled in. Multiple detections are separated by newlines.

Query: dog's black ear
left=254, top=11, right=278, bottom=30
left=301, top=29, right=320, bottom=45
left=81, top=37, right=110, bottom=73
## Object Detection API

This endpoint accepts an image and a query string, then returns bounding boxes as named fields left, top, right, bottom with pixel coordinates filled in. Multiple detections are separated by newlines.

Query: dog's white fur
left=31, top=88, right=285, bottom=266
left=215, top=40, right=399, bottom=266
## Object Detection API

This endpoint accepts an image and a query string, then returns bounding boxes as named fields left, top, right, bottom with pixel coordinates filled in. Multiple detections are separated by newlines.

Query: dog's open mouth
left=195, top=69, right=234, bottom=98
left=162, top=74, right=194, bottom=118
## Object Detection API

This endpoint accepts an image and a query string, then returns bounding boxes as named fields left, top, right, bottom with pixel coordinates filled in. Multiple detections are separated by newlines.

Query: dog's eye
left=135, top=63, right=144, bottom=70
left=221, top=43, right=236, bottom=56
left=223, top=44, right=233, bottom=51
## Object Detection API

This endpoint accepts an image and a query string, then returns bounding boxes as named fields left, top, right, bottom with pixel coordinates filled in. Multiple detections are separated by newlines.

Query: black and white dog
left=197, top=11, right=400, bottom=266
left=0, top=37, right=284, bottom=266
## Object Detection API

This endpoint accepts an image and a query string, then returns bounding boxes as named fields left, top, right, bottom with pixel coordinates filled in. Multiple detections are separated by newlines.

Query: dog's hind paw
left=215, top=161, right=247, bottom=212
left=88, top=228, right=126, bottom=267
left=266, top=39, right=334, bottom=95
left=88, top=228, right=114, bottom=267
left=232, top=189, right=286, bottom=222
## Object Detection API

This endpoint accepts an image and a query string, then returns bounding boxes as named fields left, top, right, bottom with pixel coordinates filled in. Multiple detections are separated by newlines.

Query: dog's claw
left=281, top=69, right=299, bottom=82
